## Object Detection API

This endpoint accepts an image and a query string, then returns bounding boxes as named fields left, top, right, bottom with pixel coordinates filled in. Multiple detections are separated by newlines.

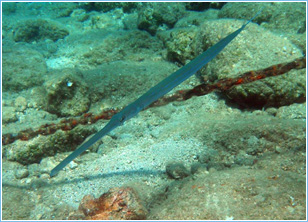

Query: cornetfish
left=50, top=11, right=261, bottom=177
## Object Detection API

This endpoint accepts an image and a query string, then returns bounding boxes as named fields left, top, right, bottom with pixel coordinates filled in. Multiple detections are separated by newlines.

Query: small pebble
left=25, top=178, right=32, bottom=184
left=266, top=107, right=277, bottom=116
left=67, top=81, right=73, bottom=87
left=69, top=161, right=78, bottom=169
left=275, top=146, right=282, bottom=154
left=209, top=168, right=217, bottom=173
left=253, top=194, right=266, bottom=204
left=40, top=158, right=56, bottom=173
left=40, top=173, right=50, bottom=180
left=14, top=96, right=27, bottom=111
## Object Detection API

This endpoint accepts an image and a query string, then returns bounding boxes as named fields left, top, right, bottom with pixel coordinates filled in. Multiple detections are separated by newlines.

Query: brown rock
left=78, top=187, right=147, bottom=220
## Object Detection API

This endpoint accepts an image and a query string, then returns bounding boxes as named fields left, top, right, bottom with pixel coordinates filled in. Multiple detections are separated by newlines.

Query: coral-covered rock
left=43, top=68, right=90, bottom=117
left=77, top=187, right=147, bottom=220
left=158, top=9, right=219, bottom=65
left=158, top=27, right=198, bottom=65
left=137, top=3, right=186, bottom=35
left=13, top=19, right=69, bottom=43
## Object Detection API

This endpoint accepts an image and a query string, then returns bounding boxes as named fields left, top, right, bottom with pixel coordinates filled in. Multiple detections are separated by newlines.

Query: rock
left=77, top=187, right=147, bottom=220
left=3, top=126, right=96, bottom=165
left=219, top=2, right=306, bottom=34
left=234, top=151, right=255, bottom=166
left=197, top=148, right=219, bottom=164
left=158, top=9, right=219, bottom=65
left=90, top=11, right=124, bottom=30
left=137, top=3, right=187, bottom=35
left=196, top=148, right=228, bottom=171
left=97, top=135, right=115, bottom=155
left=69, top=161, right=78, bottom=169
left=13, top=19, right=69, bottom=43
left=40, top=173, right=50, bottom=180
left=43, top=68, right=90, bottom=117
left=123, top=13, right=138, bottom=30
left=2, top=106, right=18, bottom=124
left=14, top=96, right=27, bottom=112
left=159, top=27, right=199, bottom=65
left=226, top=69, right=306, bottom=108
left=276, top=103, right=306, bottom=119
left=174, top=9, right=219, bottom=28
left=2, top=160, right=25, bottom=181
left=70, top=9, right=89, bottom=22
left=196, top=19, right=303, bottom=80
left=81, top=30, right=163, bottom=67
left=46, top=28, right=164, bottom=70
left=195, top=19, right=304, bottom=108
left=266, top=107, right=278, bottom=116
left=27, top=163, right=40, bottom=177
left=40, top=157, right=57, bottom=174
left=14, top=168, right=29, bottom=179
left=284, top=32, right=306, bottom=55
left=166, top=162, right=190, bottom=179
left=159, top=10, right=305, bottom=108
left=275, top=146, right=282, bottom=154
left=2, top=43, right=47, bottom=92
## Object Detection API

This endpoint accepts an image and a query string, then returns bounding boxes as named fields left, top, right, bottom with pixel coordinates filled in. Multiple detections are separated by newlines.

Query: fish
left=50, top=10, right=262, bottom=177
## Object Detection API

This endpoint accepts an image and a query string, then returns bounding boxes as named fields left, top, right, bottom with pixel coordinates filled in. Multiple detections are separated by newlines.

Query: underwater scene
left=1, top=2, right=306, bottom=220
